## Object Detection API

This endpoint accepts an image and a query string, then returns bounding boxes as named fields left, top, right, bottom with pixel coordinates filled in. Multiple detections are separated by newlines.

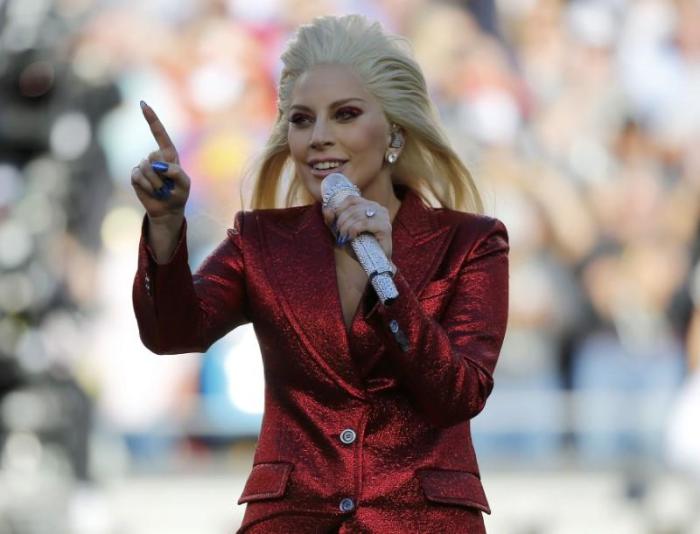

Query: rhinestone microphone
left=321, top=173, right=399, bottom=305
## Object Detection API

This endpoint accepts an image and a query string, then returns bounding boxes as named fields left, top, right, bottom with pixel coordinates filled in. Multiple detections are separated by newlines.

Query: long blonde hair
left=244, top=14, right=483, bottom=214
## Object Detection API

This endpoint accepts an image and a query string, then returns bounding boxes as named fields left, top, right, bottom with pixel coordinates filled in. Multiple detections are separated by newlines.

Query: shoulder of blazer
left=428, top=206, right=508, bottom=240
left=231, top=204, right=314, bottom=240
left=424, top=207, right=509, bottom=265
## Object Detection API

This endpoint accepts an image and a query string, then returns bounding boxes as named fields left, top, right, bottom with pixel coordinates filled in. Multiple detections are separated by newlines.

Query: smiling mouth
left=309, top=160, right=346, bottom=171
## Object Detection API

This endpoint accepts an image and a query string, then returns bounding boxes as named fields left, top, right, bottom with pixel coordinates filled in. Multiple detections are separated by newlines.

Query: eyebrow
left=289, top=98, right=366, bottom=112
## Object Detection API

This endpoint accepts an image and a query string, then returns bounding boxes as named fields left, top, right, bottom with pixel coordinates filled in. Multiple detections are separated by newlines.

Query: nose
left=309, top=118, right=334, bottom=149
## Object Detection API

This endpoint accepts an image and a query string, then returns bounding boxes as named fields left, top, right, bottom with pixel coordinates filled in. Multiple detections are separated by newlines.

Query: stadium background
left=1, top=0, right=700, bottom=532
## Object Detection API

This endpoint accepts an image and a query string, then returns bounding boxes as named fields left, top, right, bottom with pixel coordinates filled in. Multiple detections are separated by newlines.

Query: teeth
left=313, top=161, right=342, bottom=170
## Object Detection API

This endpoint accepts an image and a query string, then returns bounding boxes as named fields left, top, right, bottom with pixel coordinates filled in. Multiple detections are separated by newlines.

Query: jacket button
left=339, top=428, right=356, bottom=444
left=389, top=319, right=399, bottom=333
left=339, top=497, right=355, bottom=512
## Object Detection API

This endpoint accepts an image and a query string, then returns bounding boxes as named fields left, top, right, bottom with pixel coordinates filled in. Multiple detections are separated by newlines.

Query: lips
left=308, top=160, right=347, bottom=178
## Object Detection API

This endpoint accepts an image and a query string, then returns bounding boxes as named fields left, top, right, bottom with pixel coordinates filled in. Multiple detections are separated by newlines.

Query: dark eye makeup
left=335, top=106, right=362, bottom=120
left=288, top=106, right=363, bottom=126
left=289, top=113, right=312, bottom=125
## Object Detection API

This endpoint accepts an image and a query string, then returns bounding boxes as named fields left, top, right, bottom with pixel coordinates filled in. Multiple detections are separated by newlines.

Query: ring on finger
left=365, top=207, right=376, bottom=218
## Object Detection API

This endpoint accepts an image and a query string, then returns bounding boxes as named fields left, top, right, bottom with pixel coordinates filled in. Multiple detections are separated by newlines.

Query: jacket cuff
left=133, top=214, right=196, bottom=351
left=141, top=214, right=188, bottom=267
left=364, top=269, right=420, bottom=353
left=138, top=215, right=188, bottom=295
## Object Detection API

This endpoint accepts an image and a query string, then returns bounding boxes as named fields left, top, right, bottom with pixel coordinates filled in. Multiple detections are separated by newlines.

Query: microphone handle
left=321, top=172, right=398, bottom=304
left=349, top=232, right=398, bottom=306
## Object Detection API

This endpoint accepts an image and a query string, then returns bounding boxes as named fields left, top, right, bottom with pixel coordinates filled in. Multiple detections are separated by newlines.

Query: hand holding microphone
left=321, top=173, right=398, bottom=305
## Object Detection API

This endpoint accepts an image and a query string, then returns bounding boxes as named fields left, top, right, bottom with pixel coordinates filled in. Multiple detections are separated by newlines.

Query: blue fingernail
left=151, top=161, right=169, bottom=173
left=152, top=186, right=171, bottom=200
left=164, top=177, right=175, bottom=190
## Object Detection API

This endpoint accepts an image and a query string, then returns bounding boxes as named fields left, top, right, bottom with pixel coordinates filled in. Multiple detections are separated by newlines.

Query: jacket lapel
left=258, top=186, right=454, bottom=397
left=368, top=185, right=455, bottom=316
left=355, top=186, right=455, bottom=377
left=260, top=200, right=367, bottom=398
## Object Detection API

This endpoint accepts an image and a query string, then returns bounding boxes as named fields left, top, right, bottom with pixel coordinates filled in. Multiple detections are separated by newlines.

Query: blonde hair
left=244, top=14, right=483, bottom=214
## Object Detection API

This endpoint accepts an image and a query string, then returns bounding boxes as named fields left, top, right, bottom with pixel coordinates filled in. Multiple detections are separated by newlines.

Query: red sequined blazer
left=132, top=185, right=509, bottom=533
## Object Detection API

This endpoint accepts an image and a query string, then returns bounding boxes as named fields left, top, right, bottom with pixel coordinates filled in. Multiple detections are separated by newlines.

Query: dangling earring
left=389, top=123, right=404, bottom=148
left=387, top=125, right=402, bottom=164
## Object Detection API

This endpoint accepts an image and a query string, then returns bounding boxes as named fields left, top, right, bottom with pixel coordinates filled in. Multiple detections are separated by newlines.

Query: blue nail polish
left=151, top=161, right=169, bottom=173
left=163, top=177, right=175, bottom=190
left=152, top=186, right=171, bottom=200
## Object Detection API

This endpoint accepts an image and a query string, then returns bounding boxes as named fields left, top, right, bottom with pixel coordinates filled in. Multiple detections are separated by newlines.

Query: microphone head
left=321, top=172, right=360, bottom=208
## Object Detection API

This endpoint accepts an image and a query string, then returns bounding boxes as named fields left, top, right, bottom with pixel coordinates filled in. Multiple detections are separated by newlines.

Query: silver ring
left=365, top=208, right=376, bottom=218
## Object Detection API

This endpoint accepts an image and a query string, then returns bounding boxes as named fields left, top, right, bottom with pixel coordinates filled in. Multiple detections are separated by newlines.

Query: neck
left=360, top=174, right=402, bottom=223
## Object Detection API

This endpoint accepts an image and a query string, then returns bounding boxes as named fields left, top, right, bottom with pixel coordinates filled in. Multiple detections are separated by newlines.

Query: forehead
left=290, top=64, right=376, bottom=107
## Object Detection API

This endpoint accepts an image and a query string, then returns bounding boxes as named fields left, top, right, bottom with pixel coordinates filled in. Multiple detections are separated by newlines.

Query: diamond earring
left=387, top=152, right=398, bottom=164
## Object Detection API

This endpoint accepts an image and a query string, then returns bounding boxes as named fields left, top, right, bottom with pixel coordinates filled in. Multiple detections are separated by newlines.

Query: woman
left=131, top=14, right=509, bottom=534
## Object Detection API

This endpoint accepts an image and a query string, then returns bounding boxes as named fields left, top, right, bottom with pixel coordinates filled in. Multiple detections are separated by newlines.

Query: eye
left=289, top=113, right=312, bottom=127
left=335, top=107, right=362, bottom=121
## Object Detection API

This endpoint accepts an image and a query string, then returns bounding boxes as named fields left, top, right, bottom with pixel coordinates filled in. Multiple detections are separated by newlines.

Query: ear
left=388, top=124, right=405, bottom=150
left=384, top=124, right=405, bottom=166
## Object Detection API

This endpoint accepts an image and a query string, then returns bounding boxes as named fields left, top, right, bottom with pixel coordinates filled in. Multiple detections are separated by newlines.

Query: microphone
left=321, top=173, right=399, bottom=305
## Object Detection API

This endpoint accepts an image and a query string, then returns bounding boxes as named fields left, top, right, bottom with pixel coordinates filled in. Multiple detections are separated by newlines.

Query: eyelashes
left=289, top=107, right=362, bottom=126
left=289, top=114, right=311, bottom=125
left=336, top=107, right=362, bottom=120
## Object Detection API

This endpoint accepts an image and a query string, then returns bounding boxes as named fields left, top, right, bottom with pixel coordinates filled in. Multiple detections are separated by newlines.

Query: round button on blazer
left=132, top=184, right=510, bottom=533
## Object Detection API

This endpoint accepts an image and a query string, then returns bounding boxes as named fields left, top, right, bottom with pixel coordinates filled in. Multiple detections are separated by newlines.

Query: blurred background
left=1, top=0, right=700, bottom=532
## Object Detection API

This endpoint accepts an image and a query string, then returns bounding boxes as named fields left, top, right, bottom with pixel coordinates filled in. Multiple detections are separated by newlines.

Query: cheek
left=287, top=129, right=306, bottom=161
left=349, top=123, right=388, bottom=157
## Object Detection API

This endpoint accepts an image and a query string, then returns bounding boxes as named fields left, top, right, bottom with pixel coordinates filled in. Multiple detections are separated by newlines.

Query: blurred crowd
left=2, top=0, right=700, bottom=530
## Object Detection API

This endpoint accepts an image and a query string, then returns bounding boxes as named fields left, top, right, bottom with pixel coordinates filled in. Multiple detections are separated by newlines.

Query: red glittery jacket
left=133, top=185, right=509, bottom=533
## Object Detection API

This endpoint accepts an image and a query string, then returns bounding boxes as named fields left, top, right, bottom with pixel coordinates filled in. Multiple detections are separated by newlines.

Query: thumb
left=150, top=160, right=190, bottom=191
left=151, top=160, right=173, bottom=175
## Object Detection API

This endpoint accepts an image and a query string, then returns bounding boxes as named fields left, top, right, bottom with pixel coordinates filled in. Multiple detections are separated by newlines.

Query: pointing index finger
left=140, top=101, right=176, bottom=153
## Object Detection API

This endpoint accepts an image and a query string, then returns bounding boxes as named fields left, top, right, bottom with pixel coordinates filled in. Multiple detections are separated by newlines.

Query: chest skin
left=334, top=248, right=369, bottom=333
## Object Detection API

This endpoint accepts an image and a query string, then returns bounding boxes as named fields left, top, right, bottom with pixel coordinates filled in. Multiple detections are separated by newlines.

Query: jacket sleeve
left=132, top=210, right=250, bottom=354
left=366, top=217, right=509, bottom=428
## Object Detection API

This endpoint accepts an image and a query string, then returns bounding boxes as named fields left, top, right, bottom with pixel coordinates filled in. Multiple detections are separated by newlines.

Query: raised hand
left=131, top=101, right=191, bottom=221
